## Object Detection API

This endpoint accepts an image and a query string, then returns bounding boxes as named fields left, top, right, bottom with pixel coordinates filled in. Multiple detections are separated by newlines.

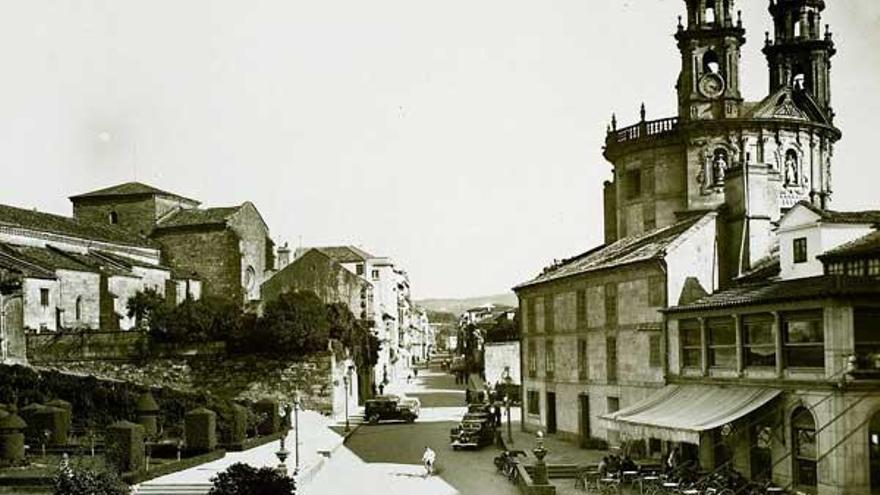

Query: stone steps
left=134, top=483, right=212, bottom=495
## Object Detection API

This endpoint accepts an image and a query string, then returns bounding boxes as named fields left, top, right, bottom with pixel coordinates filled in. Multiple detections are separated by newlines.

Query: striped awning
left=601, top=385, right=781, bottom=444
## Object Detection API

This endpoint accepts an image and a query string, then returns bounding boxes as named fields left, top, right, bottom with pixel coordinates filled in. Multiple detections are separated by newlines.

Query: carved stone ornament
left=698, top=73, right=725, bottom=99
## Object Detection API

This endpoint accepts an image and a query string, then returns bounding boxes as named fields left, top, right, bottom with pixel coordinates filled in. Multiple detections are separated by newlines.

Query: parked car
left=365, top=395, right=418, bottom=424
left=400, top=396, right=421, bottom=416
left=450, top=412, right=495, bottom=449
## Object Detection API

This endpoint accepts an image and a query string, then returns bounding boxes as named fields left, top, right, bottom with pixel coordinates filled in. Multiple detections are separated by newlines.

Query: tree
left=326, top=302, right=380, bottom=370
left=486, top=314, right=519, bottom=343
left=208, top=462, right=295, bottom=495
left=126, top=288, right=165, bottom=330
left=53, top=464, right=129, bottom=495
left=149, top=296, right=247, bottom=344
left=259, top=291, right=330, bottom=355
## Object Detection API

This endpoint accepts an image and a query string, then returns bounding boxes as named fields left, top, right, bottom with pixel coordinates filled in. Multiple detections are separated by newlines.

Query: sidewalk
left=500, top=416, right=607, bottom=466
left=135, top=410, right=347, bottom=494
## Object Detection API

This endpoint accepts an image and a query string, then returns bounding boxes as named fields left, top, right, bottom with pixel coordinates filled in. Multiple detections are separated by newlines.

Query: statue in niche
left=784, top=150, right=799, bottom=186
left=712, top=149, right=728, bottom=185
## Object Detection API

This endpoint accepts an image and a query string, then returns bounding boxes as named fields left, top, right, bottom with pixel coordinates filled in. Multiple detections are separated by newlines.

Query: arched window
left=75, top=296, right=83, bottom=322
left=871, top=411, right=880, bottom=493
left=792, top=407, right=818, bottom=490
left=705, top=5, right=717, bottom=24
left=794, top=20, right=802, bottom=38
left=792, top=65, right=806, bottom=90
left=244, top=266, right=256, bottom=291
left=703, top=50, right=721, bottom=75
left=108, top=211, right=118, bottom=225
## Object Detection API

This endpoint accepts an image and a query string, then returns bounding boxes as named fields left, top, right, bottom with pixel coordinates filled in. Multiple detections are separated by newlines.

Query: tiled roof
left=515, top=213, right=713, bottom=289
left=90, top=249, right=169, bottom=271
left=313, top=246, right=376, bottom=263
left=9, top=245, right=98, bottom=273
left=0, top=203, right=155, bottom=248
left=798, top=201, right=880, bottom=225
left=819, top=230, right=880, bottom=259
left=735, top=253, right=781, bottom=284
left=155, top=206, right=241, bottom=229
left=69, top=182, right=198, bottom=203
left=666, top=275, right=880, bottom=313
left=0, top=244, right=56, bottom=279
left=58, top=250, right=134, bottom=277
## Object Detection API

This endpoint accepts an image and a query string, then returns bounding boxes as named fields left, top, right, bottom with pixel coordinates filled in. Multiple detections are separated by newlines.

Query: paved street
left=304, top=363, right=518, bottom=495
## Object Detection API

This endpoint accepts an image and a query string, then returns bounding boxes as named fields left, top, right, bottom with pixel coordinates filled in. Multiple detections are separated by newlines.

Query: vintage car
left=449, top=412, right=495, bottom=449
left=400, top=396, right=421, bottom=416
left=365, top=395, right=418, bottom=424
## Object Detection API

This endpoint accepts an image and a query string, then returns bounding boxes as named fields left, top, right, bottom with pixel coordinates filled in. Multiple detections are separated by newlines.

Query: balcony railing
left=607, top=116, right=680, bottom=145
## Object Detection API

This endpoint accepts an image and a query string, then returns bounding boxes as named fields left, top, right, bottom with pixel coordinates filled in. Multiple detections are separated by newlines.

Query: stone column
left=700, top=318, right=709, bottom=376
left=773, top=312, right=784, bottom=378
left=532, top=432, right=549, bottom=485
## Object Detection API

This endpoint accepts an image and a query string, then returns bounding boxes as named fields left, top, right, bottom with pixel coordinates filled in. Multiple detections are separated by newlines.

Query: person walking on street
left=422, top=446, right=436, bottom=476
left=378, top=382, right=385, bottom=396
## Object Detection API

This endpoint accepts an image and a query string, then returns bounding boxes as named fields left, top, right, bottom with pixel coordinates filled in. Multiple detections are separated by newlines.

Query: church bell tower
left=763, top=0, right=836, bottom=120
left=676, top=0, right=746, bottom=121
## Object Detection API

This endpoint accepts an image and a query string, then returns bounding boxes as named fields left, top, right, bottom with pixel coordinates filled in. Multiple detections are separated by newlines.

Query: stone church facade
left=516, top=1, right=880, bottom=493
left=0, top=181, right=272, bottom=364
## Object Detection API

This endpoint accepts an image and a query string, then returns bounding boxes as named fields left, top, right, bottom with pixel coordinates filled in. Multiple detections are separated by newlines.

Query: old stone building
left=516, top=1, right=880, bottom=493
left=70, top=182, right=273, bottom=308
left=0, top=202, right=196, bottom=363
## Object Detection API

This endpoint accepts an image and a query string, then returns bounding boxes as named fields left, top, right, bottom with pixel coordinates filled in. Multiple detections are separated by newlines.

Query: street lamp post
left=502, top=368, right=514, bottom=444
left=343, top=373, right=350, bottom=433
left=293, top=394, right=300, bottom=475
left=504, top=395, right=513, bottom=444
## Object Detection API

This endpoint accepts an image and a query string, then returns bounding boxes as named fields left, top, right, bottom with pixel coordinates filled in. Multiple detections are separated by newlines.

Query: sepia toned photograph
left=0, top=1, right=879, bottom=494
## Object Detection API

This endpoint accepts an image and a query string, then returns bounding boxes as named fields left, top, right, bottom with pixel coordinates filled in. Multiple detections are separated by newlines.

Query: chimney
left=277, top=242, right=291, bottom=269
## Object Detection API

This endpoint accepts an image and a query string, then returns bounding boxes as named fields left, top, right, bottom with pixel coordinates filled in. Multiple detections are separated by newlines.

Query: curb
left=296, top=420, right=362, bottom=488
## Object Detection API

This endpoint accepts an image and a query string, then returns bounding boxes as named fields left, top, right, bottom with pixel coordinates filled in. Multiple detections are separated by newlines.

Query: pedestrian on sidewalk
left=407, top=373, right=412, bottom=384
left=422, top=446, right=436, bottom=476
left=378, top=383, right=385, bottom=396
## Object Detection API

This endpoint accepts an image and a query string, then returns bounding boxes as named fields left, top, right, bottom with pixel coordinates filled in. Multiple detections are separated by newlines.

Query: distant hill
left=415, top=293, right=518, bottom=316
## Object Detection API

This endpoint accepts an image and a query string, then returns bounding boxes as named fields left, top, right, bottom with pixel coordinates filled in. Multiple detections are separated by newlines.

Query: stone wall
left=41, top=352, right=352, bottom=417
left=57, top=269, right=101, bottom=330
left=261, top=249, right=367, bottom=317
left=73, top=196, right=161, bottom=238
left=154, top=229, right=241, bottom=303
left=22, top=278, right=59, bottom=332
left=27, top=331, right=149, bottom=362
left=227, top=203, right=271, bottom=303
left=518, top=262, right=667, bottom=443
left=485, top=341, right=521, bottom=386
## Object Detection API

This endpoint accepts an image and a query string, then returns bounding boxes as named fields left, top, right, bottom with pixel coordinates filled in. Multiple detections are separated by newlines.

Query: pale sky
left=1, top=1, right=878, bottom=299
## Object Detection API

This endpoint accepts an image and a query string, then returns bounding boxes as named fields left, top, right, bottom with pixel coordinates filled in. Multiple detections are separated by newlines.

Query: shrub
left=247, top=291, right=330, bottom=356
left=208, top=462, right=295, bottom=495
left=53, top=463, right=130, bottom=495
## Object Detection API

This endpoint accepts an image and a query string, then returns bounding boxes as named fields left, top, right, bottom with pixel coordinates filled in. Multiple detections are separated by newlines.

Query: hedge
left=0, top=365, right=247, bottom=443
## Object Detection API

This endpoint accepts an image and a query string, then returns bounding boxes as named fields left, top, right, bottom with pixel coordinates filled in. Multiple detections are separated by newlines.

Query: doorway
left=546, top=392, right=557, bottom=434
left=579, top=394, right=591, bottom=447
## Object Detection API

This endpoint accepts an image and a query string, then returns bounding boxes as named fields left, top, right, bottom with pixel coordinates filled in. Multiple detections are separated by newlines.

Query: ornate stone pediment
left=746, top=87, right=830, bottom=124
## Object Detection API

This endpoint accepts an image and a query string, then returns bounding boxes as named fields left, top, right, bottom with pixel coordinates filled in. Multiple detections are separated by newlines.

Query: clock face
left=698, top=73, right=725, bottom=99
